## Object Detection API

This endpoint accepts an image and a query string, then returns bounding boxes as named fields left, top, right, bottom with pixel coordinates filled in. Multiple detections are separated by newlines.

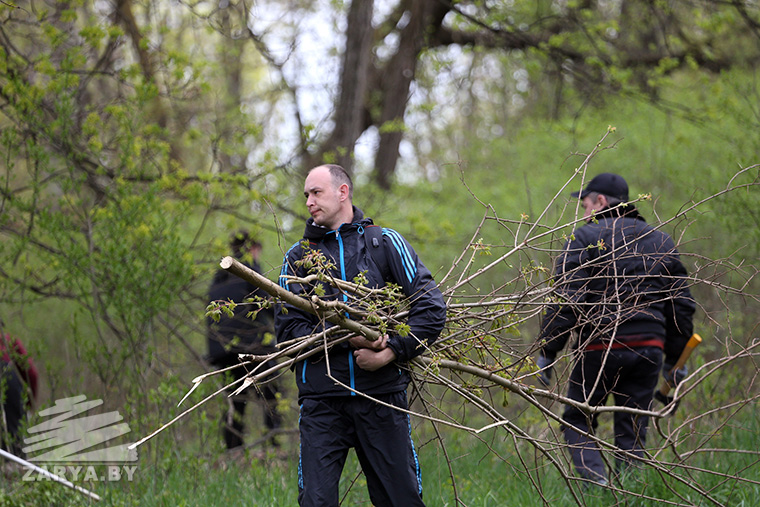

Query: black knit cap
left=229, top=230, right=261, bottom=257
left=571, top=173, right=629, bottom=201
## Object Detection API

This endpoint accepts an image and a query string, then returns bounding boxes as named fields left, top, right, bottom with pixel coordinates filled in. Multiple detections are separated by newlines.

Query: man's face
left=581, top=194, right=606, bottom=222
left=248, top=244, right=262, bottom=262
left=304, top=167, right=346, bottom=230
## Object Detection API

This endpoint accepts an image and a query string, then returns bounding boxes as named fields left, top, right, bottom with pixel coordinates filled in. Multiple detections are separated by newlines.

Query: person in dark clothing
left=1, top=322, right=39, bottom=459
left=536, top=173, right=696, bottom=485
left=207, top=232, right=281, bottom=450
left=276, top=165, right=447, bottom=507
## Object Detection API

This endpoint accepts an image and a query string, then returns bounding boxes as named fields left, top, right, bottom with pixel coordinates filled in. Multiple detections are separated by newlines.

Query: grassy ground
left=3, top=410, right=759, bottom=507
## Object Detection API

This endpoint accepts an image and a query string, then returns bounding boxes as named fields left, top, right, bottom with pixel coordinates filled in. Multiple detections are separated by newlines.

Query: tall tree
left=0, top=0, right=281, bottom=423
left=238, top=0, right=760, bottom=187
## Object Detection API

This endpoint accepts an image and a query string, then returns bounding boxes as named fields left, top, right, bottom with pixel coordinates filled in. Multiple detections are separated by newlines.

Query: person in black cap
left=535, top=173, right=696, bottom=485
left=570, top=172, right=630, bottom=216
left=206, top=231, right=282, bottom=450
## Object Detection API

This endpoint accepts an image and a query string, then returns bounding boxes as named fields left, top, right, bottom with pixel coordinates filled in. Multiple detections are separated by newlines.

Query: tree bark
left=219, top=256, right=381, bottom=340
left=303, top=0, right=375, bottom=174
left=373, top=0, right=449, bottom=189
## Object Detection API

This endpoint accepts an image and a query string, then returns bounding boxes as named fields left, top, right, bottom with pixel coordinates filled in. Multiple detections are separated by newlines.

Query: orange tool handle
left=659, top=333, right=702, bottom=397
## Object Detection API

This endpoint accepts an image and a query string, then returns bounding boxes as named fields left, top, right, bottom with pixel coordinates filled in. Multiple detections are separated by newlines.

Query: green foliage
left=0, top=1, right=284, bottom=439
left=0, top=2, right=758, bottom=504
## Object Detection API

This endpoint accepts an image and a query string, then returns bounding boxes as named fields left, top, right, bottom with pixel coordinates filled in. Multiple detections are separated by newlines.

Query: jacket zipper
left=337, top=230, right=357, bottom=395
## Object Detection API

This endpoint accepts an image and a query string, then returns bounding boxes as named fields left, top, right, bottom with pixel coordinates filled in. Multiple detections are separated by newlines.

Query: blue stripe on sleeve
left=383, top=228, right=416, bottom=284
left=279, top=241, right=301, bottom=288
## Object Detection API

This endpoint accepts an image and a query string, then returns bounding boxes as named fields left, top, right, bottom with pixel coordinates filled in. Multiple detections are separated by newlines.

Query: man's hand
left=350, top=334, right=397, bottom=371
left=662, top=363, right=688, bottom=387
left=536, top=353, right=554, bottom=387
left=349, top=334, right=388, bottom=351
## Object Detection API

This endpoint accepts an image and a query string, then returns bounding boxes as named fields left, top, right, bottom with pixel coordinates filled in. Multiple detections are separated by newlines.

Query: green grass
left=3, top=409, right=759, bottom=507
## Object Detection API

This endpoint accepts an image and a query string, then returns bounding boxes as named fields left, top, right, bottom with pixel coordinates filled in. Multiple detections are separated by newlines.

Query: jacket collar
left=302, top=206, right=374, bottom=241
left=592, top=204, right=645, bottom=223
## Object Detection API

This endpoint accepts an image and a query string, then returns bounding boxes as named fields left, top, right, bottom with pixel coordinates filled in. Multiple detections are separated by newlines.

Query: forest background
left=1, top=0, right=759, bottom=505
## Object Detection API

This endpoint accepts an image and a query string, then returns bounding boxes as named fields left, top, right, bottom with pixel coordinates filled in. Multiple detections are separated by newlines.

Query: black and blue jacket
left=275, top=207, right=447, bottom=401
left=539, top=205, right=695, bottom=366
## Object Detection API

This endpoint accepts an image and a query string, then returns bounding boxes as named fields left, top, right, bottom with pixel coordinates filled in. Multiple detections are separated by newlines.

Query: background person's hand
left=662, top=363, right=688, bottom=387
left=536, top=354, right=554, bottom=387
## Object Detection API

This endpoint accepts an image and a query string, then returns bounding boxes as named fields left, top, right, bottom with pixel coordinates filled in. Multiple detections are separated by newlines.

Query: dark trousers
left=562, top=347, right=663, bottom=482
left=216, top=357, right=281, bottom=450
left=1, top=362, right=25, bottom=457
left=298, top=391, right=424, bottom=507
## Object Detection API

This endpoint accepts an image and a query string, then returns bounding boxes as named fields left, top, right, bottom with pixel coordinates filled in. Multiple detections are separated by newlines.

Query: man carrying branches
left=535, top=173, right=696, bottom=486
left=276, top=164, right=446, bottom=506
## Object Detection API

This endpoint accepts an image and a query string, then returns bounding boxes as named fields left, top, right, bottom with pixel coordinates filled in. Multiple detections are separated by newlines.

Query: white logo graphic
left=22, top=395, right=138, bottom=463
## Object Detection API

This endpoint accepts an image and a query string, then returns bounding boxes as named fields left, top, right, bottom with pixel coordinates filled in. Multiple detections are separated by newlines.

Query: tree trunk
left=303, top=0, right=374, bottom=175
left=373, top=0, right=447, bottom=189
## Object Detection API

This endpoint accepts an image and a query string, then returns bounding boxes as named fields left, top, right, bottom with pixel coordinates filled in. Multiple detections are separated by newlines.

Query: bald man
left=276, top=165, right=446, bottom=506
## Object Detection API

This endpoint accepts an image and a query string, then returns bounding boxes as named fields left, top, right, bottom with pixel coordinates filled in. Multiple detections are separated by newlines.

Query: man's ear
left=597, top=194, right=609, bottom=208
left=338, top=183, right=349, bottom=202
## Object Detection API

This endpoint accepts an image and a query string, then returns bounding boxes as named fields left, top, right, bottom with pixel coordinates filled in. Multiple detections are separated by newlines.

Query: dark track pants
left=215, top=358, right=281, bottom=449
left=298, top=391, right=424, bottom=507
left=561, top=347, right=663, bottom=482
